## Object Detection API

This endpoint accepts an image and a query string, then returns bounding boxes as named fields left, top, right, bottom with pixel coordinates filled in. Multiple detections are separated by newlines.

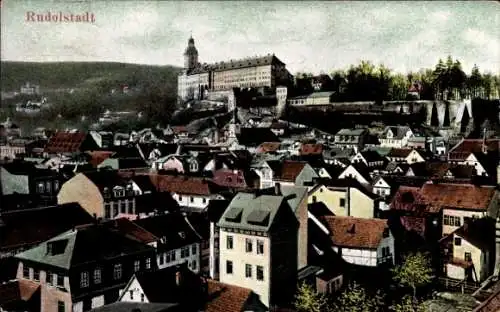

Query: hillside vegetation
left=1, top=62, right=182, bottom=131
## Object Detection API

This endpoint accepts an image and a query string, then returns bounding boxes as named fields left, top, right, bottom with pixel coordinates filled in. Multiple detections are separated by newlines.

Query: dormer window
left=114, top=187, right=125, bottom=198
left=179, top=232, right=186, bottom=239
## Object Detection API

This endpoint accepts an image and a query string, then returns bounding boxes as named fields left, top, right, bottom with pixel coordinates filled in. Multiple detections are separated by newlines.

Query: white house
left=135, top=214, right=202, bottom=273
left=379, top=126, right=413, bottom=148
left=338, top=164, right=371, bottom=185
left=462, top=153, right=489, bottom=176
left=315, top=216, right=395, bottom=267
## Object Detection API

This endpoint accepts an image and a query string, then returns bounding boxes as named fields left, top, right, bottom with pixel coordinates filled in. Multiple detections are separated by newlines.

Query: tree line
left=293, top=252, right=434, bottom=312
left=296, top=56, right=500, bottom=102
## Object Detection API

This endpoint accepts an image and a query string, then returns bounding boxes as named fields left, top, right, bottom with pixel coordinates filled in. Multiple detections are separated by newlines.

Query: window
left=104, top=203, right=111, bottom=219
left=57, top=301, right=65, bottom=312
left=113, top=264, right=122, bottom=280
left=93, top=268, right=101, bottom=284
left=191, top=260, right=197, bottom=271
left=171, top=251, right=176, bottom=261
left=54, top=180, right=60, bottom=191
left=179, top=195, right=183, bottom=201
left=80, top=271, right=89, bottom=288
left=190, top=197, right=194, bottom=203
left=454, top=237, right=462, bottom=246
left=159, top=254, right=164, bottom=265
left=134, top=260, right=140, bottom=272
left=120, top=201, right=126, bottom=214
left=45, top=181, right=52, bottom=194
left=33, top=270, right=39, bottom=281
left=226, top=261, right=233, bottom=274
left=245, top=264, right=252, bottom=278
left=257, top=240, right=264, bottom=255
left=443, top=215, right=461, bottom=227
left=312, top=196, right=317, bottom=203
left=192, top=244, right=197, bottom=254
left=52, top=273, right=57, bottom=286
left=202, top=198, right=207, bottom=204
left=339, top=198, right=346, bottom=207
left=227, top=236, right=233, bottom=250
left=129, top=290, right=134, bottom=300
left=256, top=266, right=264, bottom=281
left=465, top=252, right=472, bottom=262
left=181, top=246, right=190, bottom=258
left=37, top=182, right=44, bottom=194
left=23, top=266, right=30, bottom=278
left=57, top=275, right=64, bottom=287
left=141, top=294, right=145, bottom=302
left=145, top=258, right=151, bottom=269
left=245, top=238, right=253, bottom=253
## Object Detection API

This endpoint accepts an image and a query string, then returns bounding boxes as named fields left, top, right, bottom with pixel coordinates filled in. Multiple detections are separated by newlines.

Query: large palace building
left=177, top=36, right=293, bottom=103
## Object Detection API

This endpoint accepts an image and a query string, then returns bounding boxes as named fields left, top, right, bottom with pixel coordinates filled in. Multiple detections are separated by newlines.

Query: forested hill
left=1, top=61, right=182, bottom=91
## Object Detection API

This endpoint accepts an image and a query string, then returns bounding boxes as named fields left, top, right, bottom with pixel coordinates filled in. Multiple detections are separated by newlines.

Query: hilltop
left=1, top=61, right=182, bottom=92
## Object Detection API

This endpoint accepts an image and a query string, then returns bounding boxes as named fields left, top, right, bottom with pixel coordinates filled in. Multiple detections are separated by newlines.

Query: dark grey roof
left=217, top=191, right=298, bottom=232
left=90, top=302, right=181, bottom=312
left=15, top=224, right=155, bottom=270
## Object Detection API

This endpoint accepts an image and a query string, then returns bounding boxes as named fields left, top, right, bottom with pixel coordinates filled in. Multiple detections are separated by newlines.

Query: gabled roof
left=256, top=142, right=281, bottom=153
left=335, top=128, right=366, bottom=136
left=217, top=191, right=298, bottom=232
left=300, top=143, right=323, bottom=156
left=419, top=183, right=496, bottom=212
left=237, top=128, right=280, bottom=147
left=134, top=213, right=201, bottom=251
left=382, top=126, right=411, bottom=140
left=86, top=151, right=114, bottom=167
left=15, top=223, right=154, bottom=270
left=131, top=265, right=203, bottom=304
left=273, top=160, right=308, bottom=182
left=387, top=148, right=413, bottom=158
left=206, top=279, right=255, bottom=312
left=448, top=139, right=500, bottom=161
left=320, top=216, right=389, bottom=249
left=102, top=218, right=159, bottom=244
left=212, top=169, right=247, bottom=189
left=359, top=150, right=384, bottom=163
left=0, top=203, right=95, bottom=252
left=89, top=302, right=181, bottom=312
left=452, top=217, right=495, bottom=251
left=149, top=174, right=220, bottom=196
left=0, top=279, right=40, bottom=312
left=44, top=131, right=88, bottom=154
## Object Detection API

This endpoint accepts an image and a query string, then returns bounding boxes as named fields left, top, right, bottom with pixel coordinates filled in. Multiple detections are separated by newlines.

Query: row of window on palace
left=178, top=195, right=207, bottom=204
left=226, top=236, right=265, bottom=254
left=443, top=215, right=477, bottom=227
left=104, top=200, right=136, bottom=219
left=226, top=261, right=265, bottom=281
left=36, top=180, right=60, bottom=194
left=23, top=259, right=152, bottom=289
left=158, top=245, right=197, bottom=265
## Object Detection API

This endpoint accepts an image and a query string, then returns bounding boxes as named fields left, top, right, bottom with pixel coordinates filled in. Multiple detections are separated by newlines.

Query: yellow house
left=440, top=218, right=495, bottom=283
left=307, top=179, right=378, bottom=219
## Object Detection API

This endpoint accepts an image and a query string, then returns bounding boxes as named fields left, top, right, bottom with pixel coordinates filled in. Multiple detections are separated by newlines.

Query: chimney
left=175, top=270, right=182, bottom=286
left=494, top=217, right=500, bottom=278
left=274, top=182, right=281, bottom=195
left=481, top=128, right=488, bottom=154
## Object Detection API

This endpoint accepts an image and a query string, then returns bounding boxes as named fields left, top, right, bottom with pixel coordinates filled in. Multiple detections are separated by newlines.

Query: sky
left=1, top=1, right=499, bottom=75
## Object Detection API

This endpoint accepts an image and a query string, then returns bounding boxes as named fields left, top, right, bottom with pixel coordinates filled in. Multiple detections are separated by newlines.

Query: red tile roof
left=387, top=148, right=413, bottom=158
left=320, top=216, right=389, bottom=249
left=300, top=143, right=323, bottom=156
left=206, top=279, right=252, bottom=312
left=149, top=174, right=215, bottom=196
left=275, top=160, right=307, bottom=182
left=44, top=131, right=87, bottom=154
left=103, top=218, right=158, bottom=244
left=87, top=151, right=114, bottom=167
left=256, top=142, right=281, bottom=153
left=0, top=279, right=40, bottom=307
left=419, top=183, right=495, bottom=212
left=473, top=286, right=500, bottom=312
left=212, top=169, right=247, bottom=189
left=448, top=139, right=500, bottom=161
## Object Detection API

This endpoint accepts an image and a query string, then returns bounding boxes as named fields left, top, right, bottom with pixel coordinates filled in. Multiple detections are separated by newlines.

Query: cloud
left=1, top=1, right=498, bottom=75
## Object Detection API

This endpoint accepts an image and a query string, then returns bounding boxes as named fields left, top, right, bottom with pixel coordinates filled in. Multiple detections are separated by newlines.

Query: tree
left=390, top=295, right=426, bottom=312
left=467, top=64, right=483, bottom=99
left=293, top=282, right=329, bottom=312
left=390, top=73, right=410, bottom=100
left=432, top=59, right=446, bottom=99
left=331, top=283, right=384, bottom=312
left=392, top=252, right=433, bottom=300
